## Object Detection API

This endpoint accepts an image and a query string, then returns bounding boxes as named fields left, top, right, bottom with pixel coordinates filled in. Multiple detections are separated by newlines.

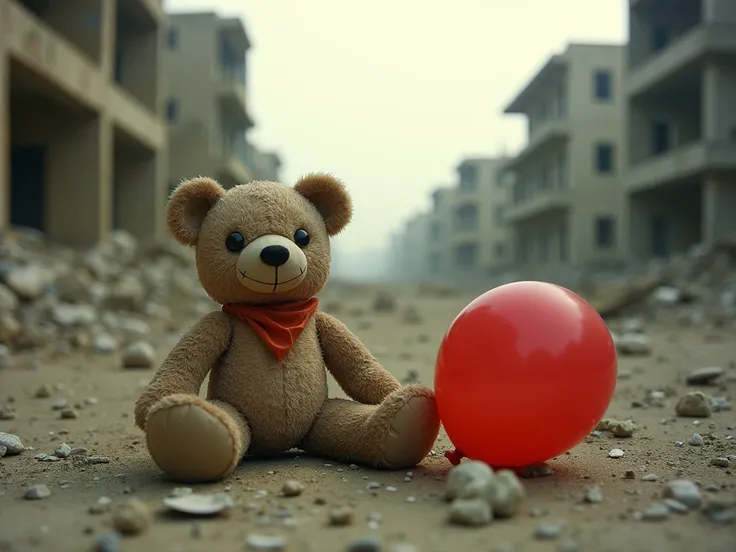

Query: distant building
left=425, top=186, right=455, bottom=283
left=165, top=11, right=254, bottom=190
left=249, top=146, right=282, bottom=182
left=388, top=212, right=430, bottom=283
left=502, top=43, right=628, bottom=281
left=1, top=0, right=168, bottom=245
left=625, top=0, right=736, bottom=260
left=447, top=157, right=513, bottom=285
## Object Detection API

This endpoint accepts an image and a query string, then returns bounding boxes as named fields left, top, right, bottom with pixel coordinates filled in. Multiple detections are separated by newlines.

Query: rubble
left=0, top=228, right=210, bottom=363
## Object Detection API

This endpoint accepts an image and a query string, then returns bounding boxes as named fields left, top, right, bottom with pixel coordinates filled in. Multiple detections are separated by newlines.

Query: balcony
left=1, top=0, right=107, bottom=112
left=627, top=24, right=736, bottom=99
left=505, top=189, right=571, bottom=223
left=626, top=140, right=736, bottom=192
left=217, top=69, right=252, bottom=129
left=504, top=119, right=570, bottom=171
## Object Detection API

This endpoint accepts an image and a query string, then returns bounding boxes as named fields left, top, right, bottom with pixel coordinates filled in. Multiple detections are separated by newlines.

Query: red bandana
left=222, top=298, right=319, bottom=361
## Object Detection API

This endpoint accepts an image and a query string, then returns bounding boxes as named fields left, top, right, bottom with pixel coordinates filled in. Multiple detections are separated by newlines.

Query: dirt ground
left=1, top=285, right=734, bottom=552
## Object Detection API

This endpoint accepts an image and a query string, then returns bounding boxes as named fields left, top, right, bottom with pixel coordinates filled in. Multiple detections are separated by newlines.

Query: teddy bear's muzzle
left=235, top=234, right=308, bottom=294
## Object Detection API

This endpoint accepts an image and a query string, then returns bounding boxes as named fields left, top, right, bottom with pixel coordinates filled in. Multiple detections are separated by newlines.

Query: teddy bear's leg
left=144, top=393, right=250, bottom=482
left=300, top=384, right=440, bottom=469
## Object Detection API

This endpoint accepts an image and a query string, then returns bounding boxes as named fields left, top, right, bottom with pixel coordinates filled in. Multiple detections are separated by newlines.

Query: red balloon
left=434, top=281, right=617, bottom=468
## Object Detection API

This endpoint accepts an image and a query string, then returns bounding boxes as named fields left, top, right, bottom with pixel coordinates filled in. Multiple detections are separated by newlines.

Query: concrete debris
left=0, top=228, right=211, bottom=362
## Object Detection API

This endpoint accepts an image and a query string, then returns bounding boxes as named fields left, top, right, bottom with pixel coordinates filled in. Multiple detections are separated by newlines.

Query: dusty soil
left=1, top=285, right=734, bottom=552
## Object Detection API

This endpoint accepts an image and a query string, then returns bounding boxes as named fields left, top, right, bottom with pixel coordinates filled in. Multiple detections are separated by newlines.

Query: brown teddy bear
left=134, top=173, right=441, bottom=482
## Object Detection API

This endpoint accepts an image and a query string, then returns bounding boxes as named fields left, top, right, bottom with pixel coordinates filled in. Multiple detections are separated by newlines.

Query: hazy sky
left=166, top=0, right=626, bottom=252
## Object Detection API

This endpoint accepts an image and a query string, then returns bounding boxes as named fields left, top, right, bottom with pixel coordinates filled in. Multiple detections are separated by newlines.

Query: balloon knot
left=444, top=448, right=465, bottom=466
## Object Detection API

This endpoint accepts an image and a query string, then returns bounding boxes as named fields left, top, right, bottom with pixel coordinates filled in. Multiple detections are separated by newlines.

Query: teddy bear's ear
left=294, top=173, right=353, bottom=236
left=166, top=177, right=226, bottom=246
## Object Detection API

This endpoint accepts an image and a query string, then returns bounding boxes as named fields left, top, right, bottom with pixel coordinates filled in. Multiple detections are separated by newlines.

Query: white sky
left=165, top=0, right=626, bottom=252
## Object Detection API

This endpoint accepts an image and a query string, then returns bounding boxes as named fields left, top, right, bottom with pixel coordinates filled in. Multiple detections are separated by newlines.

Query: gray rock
left=675, top=392, right=712, bottom=418
left=94, top=532, right=121, bottom=552
left=448, top=497, right=492, bottom=526
left=710, top=457, right=730, bottom=468
left=444, top=460, right=494, bottom=501
left=122, top=341, right=156, bottom=369
left=245, top=534, right=287, bottom=551
left=615, top=333, right=652, bottom=355
left=688, top=433, right=704, bottom=446
left=24, top=484, right=51, bottom=499
left=664, top=499, right=689, bottom=514
left=0, top=444, right=6, bottom=457
left=92, top=333, right=118, bottom=354
left=5, top=265, right=46, bottom=300
left=663, top=480, right=702, bottom=509
left=0, top=432, right=24, bottom=455
left=535, top=524, right=561, bottom=540
left=686, top=366, right=724, bottom=385
left=52, top=303, right=97, bottom=327
left=584, top=486, right=603, bottom=504
left=54, top=443, right=72, bottom=458
left=488, top=470, right=525, bottom=518
left=347, top=536, right=382, bottom=552
left=640, top=502, right=669, bottom=521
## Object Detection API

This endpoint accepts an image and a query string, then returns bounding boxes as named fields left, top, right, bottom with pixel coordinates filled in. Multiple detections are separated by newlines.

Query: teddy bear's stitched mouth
left=238, top=266, right=305, bottom=290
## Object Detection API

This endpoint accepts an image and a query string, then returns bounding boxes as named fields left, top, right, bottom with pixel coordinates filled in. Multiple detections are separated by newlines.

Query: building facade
left=0, top=0, right=168, bottom=246
left=165, top=11, right=255, bottom=190
left=626, top=0, right=736, bottom=261
left=445, top=157, right=513, bottom=285
left=388, top=212, right=430, bottom=283
left=502, top=43, right=628, bottom=282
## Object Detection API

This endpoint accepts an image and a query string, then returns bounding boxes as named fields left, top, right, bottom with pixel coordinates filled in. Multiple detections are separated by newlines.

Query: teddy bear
left=133, top=173, right=441, bottom=482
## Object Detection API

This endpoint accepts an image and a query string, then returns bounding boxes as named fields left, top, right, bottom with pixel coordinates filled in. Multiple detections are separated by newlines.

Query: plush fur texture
left=135, top=174, right=441, bottom=482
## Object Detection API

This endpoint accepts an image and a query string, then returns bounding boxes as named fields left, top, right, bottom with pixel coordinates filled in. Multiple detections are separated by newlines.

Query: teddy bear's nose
left=260, top=245, right=291, bottom=267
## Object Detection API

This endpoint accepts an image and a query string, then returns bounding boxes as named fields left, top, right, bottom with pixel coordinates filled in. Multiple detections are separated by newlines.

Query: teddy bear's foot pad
left=145, top=394, right=246, bottom=482
left=381, top=389, right=440, bottom=469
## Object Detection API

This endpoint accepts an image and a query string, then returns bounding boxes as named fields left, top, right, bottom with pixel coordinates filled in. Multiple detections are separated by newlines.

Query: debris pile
left=589, top=238, right=736, bottom=327
left=444, top=460, right=526, bottom=526
left=0, top=228, right=213, bottom=368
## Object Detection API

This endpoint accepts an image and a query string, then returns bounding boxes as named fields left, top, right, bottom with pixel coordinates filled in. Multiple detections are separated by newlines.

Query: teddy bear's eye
left=225, top=232, right=246, bottom=252
left=293, top=229, right=310, bottom=248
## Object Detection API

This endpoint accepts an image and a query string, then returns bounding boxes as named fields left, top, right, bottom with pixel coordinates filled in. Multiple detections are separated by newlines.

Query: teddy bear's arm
left=315, top=311, right=402, bottom=404
left=133, top=311, right=232, bottom=429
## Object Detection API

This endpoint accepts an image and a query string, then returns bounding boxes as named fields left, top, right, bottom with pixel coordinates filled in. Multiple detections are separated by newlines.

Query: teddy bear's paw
left=145, top=394, right=244, bottom=482
left=380, top=386, right=441, bottom=469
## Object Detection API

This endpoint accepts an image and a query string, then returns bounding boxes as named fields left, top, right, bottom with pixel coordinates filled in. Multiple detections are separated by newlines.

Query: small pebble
left=328, top=506, right=354, bottom=526
left=347, top=536, right=382, bottom=552
left=641, top=474, right=659, bottom=482
left=282, top=480, right=304, bottom=497
left=448, top=497, right=492, bottom=526
left=688, top=433, right=704, bottom=446
left=608, top=449, right=624, bottom=458
left=664, top=499, right=689, bottom=514
left=0, top=432, right=24, bottom=455
left=95, top=532, right=121, bottom=552
left=245, top=534, right=287, bottom=551
left=112, top=498, right=151, bottom=535
left=54, top=443, right=72, bottom=458
left=535, top=523, right=561, bottom=540
left=640, top=502, right=669, bottom=521
left=663, top=480, right=702, bottom=509
left=24, top=484, right=51, bottom=500
left=710, top=458, right=729, bottom=468
left=584, top=486, right=603, bottom=504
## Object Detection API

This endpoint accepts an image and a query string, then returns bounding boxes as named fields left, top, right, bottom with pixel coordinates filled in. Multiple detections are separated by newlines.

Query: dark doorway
left=10, top=145, right=46, bottom=232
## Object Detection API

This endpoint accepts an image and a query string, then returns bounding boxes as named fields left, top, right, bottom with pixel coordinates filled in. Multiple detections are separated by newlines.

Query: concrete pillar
left=113, top=148, right=167, bottom=238
left=100, top=0, right=117, bottom=80
left=702, top=177, right=736, bottom=245
left=703, top=0, right=736, bottom=23
left=0, top=48, right=8, bottom=233
left=47, top=115, right=113, bottom=246
left=702, top=62, right=736, bottom=142
left=628, top=195, right=649, bottom=261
